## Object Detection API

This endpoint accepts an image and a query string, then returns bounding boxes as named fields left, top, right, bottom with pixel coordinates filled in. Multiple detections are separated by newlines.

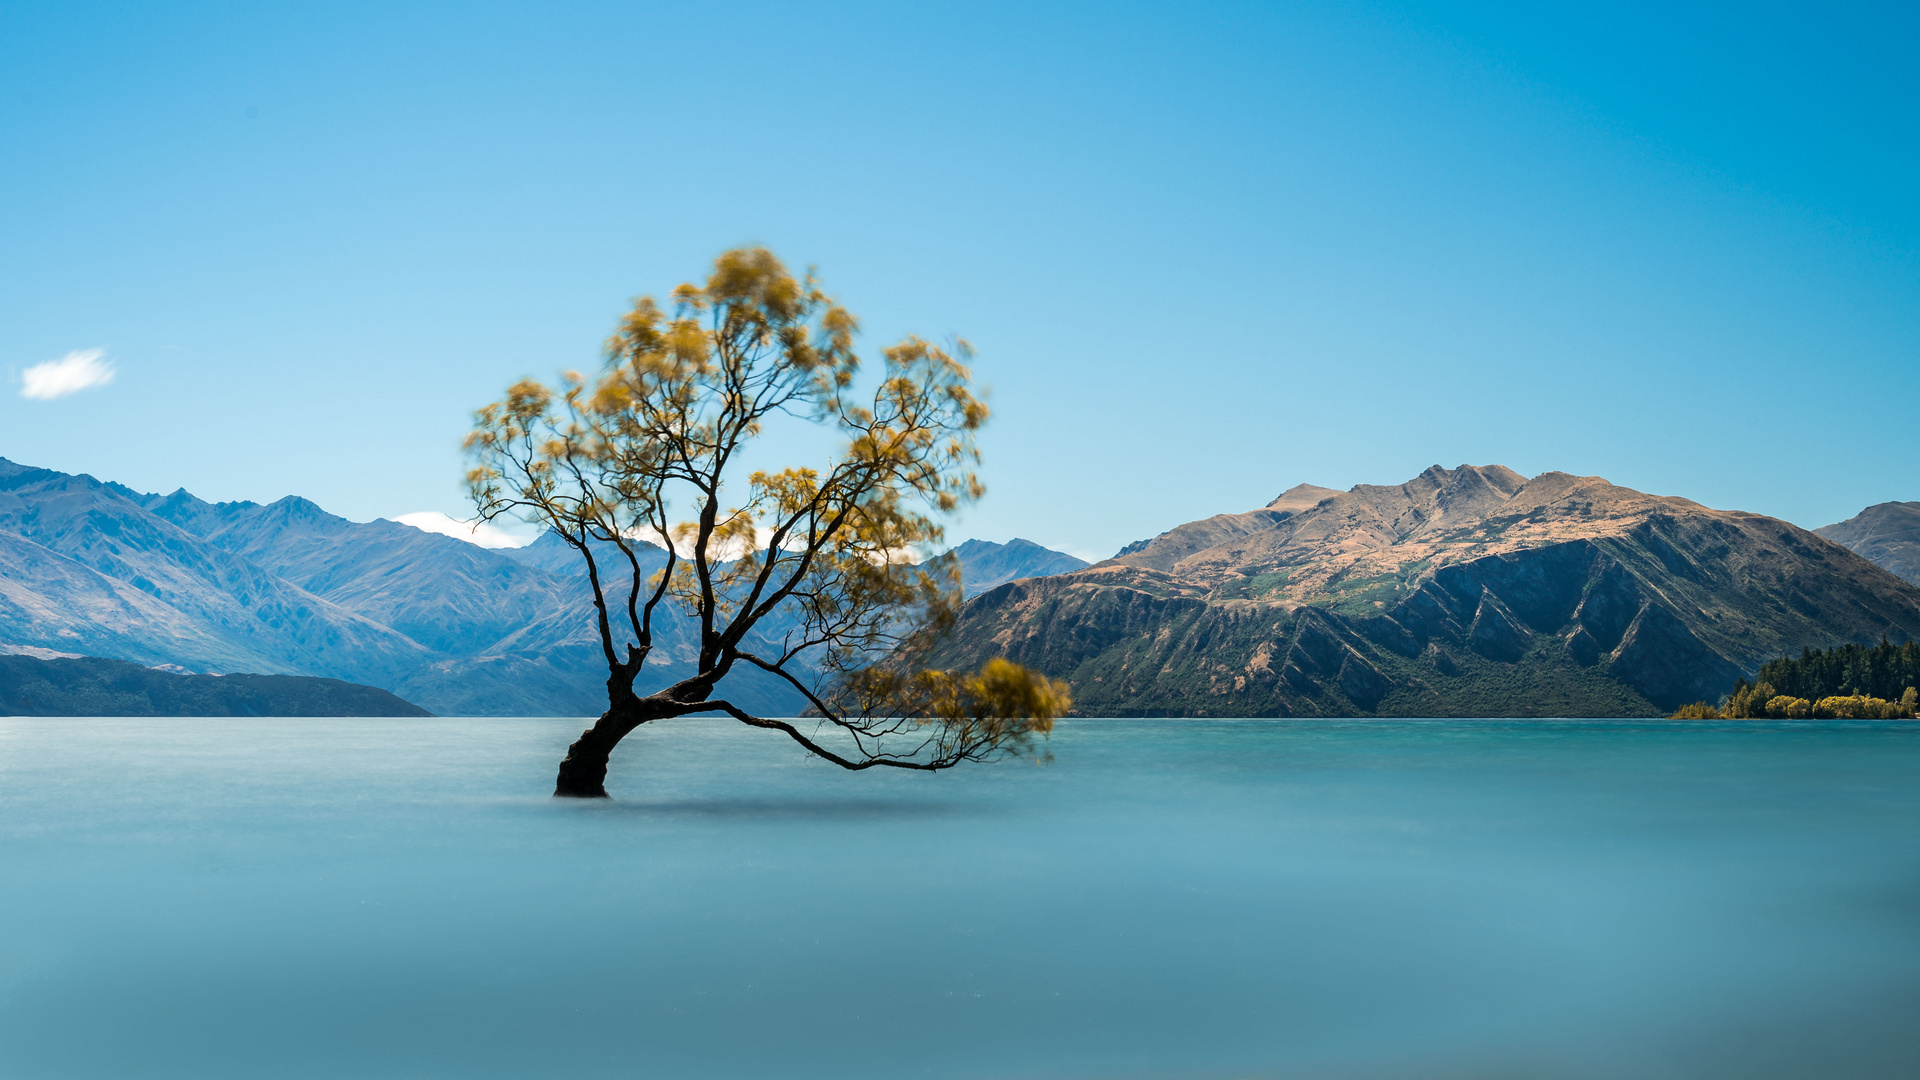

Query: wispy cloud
left=395, top=511, right=537, bottom=549
left=20, top=348, right=115, bottom=400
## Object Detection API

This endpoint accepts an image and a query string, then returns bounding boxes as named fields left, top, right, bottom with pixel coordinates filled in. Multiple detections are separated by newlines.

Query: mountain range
left=9, top=455, right=1920, bottom=718
left=0, top=458, right=1085, bottom=716
left=919, top=466, right=1920, bottom=717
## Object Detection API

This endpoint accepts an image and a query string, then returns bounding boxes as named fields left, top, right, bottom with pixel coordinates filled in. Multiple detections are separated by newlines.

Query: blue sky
left=2, top=1, right=1914, bottom=560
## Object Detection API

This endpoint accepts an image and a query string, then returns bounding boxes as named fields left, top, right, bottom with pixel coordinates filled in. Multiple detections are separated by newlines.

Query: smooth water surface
left=3, top=717, right=1920, bottom=1079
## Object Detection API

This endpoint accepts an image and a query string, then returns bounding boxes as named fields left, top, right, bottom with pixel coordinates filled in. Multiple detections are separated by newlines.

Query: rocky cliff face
left=1818, top=502, right=1920, bottom=587
left=919, top=466, right=1920, bottom=716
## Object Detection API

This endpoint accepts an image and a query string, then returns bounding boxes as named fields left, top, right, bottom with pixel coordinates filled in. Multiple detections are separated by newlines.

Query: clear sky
left=3, top=1, right=1915, bottom=560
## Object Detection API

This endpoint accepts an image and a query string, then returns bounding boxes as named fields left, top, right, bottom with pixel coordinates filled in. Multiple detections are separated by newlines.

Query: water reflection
left=599, top=797, right=975, bottom=819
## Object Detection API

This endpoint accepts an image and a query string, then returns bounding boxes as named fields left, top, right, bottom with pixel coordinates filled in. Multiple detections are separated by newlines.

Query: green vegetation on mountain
left=919, top=466, right=1920, bottom=717
left=0, top=653, right=431, bottom=716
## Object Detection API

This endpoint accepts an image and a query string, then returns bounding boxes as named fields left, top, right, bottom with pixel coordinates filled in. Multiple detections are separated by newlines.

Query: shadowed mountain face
left=1818, top=502, right=1920, bottom=586
left=0, top=653, right=431, bottom=717
left=0, top=458, right=803, bottom=717
left=918, top=466, right=1920, bottom=716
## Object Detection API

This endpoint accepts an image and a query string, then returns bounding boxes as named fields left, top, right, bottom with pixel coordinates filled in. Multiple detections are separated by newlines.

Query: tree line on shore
left=1671, top=639, right=1920, bottom=719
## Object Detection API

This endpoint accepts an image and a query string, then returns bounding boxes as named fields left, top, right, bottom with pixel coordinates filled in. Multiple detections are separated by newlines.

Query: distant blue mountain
left=947, top=538, right=1089, bottom=598
left=500, top=531, right=1089, bottom=598
left=0, top=459, right=432, bottom=687
left=0, top=458, right=1089, bottom=716
left=495, top=529, right=624, bottom=576
left=0, top=458, right=799, bottom=717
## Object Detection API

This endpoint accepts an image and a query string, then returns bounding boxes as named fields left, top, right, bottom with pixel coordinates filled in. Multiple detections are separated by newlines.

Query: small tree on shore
left=465, top=248, right=1069, bottom=797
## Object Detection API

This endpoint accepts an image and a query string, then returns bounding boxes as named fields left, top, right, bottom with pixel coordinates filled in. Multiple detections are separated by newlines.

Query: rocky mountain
left=1817, top=502, right=1920, bottom=586
left=947, top=538, right=1090, bottom=598
left=0, top=458, right=799, bottom=716
left=917, top=465, right=1920, bottom=717
left=0, top=651, right=431, bottom=717
left=0, top=460, right=434, bottom=684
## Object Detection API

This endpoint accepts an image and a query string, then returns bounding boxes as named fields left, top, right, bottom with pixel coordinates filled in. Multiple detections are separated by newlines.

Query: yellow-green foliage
left=837, top=658, right=1071, bottom=762
left=1810, top=694, right=1913, bottom=719
left=1686, top=682, right=1920, bottom=720
left=1764, top=695, right=1812, bottom=719
left=1721, top=681, right=1777, bottom=719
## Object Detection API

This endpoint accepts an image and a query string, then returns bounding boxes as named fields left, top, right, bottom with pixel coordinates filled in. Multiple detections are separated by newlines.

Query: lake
left=2, top=717, right=1919, bottom=1079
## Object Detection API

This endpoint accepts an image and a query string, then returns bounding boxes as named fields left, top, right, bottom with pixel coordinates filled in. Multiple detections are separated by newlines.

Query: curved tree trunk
left=554, top=701, right=648, bottom=798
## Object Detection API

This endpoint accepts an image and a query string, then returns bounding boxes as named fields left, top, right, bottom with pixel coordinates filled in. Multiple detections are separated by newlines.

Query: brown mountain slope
left=1818, top=502, right=1920, bottom=586
left=920, top=466, right=1920, bottom=716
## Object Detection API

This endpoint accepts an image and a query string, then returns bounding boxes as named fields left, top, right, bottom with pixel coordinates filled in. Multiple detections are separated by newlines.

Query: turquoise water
left=3, top=718, right=1919, bottom=1079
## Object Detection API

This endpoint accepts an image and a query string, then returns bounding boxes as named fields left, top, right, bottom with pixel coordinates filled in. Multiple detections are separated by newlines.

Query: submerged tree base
left=554, top=746, right=612, bottom=797
left=553, top=707, right=644, bottom=797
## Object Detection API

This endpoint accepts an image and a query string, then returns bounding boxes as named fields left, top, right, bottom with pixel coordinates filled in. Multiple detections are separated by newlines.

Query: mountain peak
left=152, top=487, right=208, bottom=510
left=1114, top=465, right=1706, bottom=587
left=263, top=495, right=334, bottom=520
left=926, top=469, right=1920, bottom=717
left=0, top=457, right=42, bottom=481
left=1819, top=502, right=1920, bottom=587
left=1266, top=484, right=1343, bottom=514
left=944, top=538, right=1089, bottom=598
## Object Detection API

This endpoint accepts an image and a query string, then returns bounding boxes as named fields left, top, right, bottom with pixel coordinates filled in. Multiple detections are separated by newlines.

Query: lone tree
left=465, top=248, right=1069, bottom=797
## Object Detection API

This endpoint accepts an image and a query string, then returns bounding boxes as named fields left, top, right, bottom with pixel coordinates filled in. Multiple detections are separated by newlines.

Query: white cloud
left=392, top=514, right=806, bottom=557
left=20, top=348, right=115, bottom=400
left=395, top=511, right=538, bottom=549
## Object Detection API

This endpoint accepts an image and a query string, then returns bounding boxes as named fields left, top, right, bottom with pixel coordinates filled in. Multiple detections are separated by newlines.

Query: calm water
left=3, top=717, right=1919, bottom=1079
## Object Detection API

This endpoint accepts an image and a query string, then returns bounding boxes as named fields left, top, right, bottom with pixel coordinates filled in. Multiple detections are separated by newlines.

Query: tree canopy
left=464, top=248, right=1068, bottom=796
left=1672, top=637, right=1920, bottom=720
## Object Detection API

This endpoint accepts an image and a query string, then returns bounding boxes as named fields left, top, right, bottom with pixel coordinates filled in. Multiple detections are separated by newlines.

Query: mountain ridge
left=0, top=458, right=673, bottom=714
left=1818, top=502, right=1920, bottom=587
left=0, top=458, right=1090, bottom=716
left=949, top=538, right=1090, bottom=598
left=919, top=465, right=1920, bottom=716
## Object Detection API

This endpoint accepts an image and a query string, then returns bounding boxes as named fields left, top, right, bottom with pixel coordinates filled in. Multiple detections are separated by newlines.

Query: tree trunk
left=554, top=702, right=646, bottom=798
